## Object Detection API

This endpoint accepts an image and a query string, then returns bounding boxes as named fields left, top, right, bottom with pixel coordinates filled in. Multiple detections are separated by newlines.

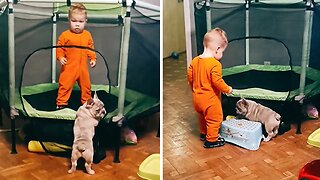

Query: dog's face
left=235, top=98, right=249, bottom=116
left=85, top=92, right=107, bottom=120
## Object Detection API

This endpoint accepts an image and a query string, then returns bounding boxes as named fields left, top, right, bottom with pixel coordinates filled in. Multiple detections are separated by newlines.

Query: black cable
left=228, top=36, right=293, bottom=101
left=228, top=36, right=292, bottom=68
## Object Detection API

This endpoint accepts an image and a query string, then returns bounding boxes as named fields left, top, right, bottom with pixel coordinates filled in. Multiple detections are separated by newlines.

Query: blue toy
left=171, top=51, right=179, bottom=59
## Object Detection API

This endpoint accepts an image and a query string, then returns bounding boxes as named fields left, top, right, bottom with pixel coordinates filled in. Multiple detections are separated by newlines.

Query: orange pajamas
left=187, top=56, right=231, bottom=142
left=56, top=30, right=96, bottom=106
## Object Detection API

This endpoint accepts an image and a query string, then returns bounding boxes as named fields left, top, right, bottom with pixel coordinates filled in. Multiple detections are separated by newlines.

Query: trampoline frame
left=3, top=0, right=159, bottom=156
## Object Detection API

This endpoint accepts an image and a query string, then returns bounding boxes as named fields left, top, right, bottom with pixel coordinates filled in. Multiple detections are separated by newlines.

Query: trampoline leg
left=113, top=121, right=121, bottom=163
left=0, top=107, right=3, bottom=127
left=294, top=95, right=304, bottom=134
left=296, top=121, right=302, bottom=134
left=296, top=104, right=302, bottom=134
left=157, top=124, right=160, bottom=137
left=11, top=117, right=17, bottom=154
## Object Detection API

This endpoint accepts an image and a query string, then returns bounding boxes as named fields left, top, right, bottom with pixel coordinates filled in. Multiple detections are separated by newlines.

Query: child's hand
left=90, top=60, right=96, bottom=68
left=222, top=86, right=233, bottom=95
left=59, top=57, right=67, bottom=65
left=228, top=86, right=233, bottom=94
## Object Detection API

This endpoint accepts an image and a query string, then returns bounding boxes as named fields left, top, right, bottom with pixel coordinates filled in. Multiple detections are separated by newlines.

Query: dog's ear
left=86, top=98, right=94, bottom=109
left=239, top=98, right=245, bottom=104
left=93, top=91, right=98, bottom=99
left=242, top=99, right=249, bottom=108
left=275, top=113, right=281, bottom=121
left=238, top=98, right=246, bottom=105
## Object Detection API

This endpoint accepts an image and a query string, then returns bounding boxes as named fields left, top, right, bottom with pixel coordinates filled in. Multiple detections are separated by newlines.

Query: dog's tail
left=77, top=143, right=86, bottom=152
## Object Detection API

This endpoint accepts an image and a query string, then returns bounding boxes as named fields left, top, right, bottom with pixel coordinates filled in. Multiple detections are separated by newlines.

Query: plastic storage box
left=220, top=119, right=263, bottom=150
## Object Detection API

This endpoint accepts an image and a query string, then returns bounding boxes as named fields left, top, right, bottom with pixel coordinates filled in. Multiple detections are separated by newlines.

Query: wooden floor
left=163, top=53, right=320, bottom=179
left=2, top=54, right=320, bottom=180
left=0, top=112, right=159, bottom=179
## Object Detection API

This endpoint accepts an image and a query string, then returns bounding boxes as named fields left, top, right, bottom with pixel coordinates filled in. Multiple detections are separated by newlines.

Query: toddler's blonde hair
left=69, top=3, right=87, bottom=18
left=203, top=28, right=228, bottom=49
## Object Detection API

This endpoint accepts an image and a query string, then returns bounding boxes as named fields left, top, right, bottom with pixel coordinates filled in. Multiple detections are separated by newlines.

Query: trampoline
left=15, top=45, right=159, bottom=122
left=190, top=1, right=320, bottom=102
left=0, top=0, right=160, bottom=159
left=189, top=0, right=320, bottom=134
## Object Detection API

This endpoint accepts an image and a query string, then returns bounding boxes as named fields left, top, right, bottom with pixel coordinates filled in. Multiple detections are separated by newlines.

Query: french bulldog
left=236, top=98, right=281, bottom=142
left=68, top=92, right=107, bottom=175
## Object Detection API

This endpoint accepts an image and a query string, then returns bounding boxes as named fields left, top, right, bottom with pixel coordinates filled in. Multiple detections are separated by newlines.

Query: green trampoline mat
left=15, top=83, right=159, bottom=122
left=223, top=64, right=320, bottom=101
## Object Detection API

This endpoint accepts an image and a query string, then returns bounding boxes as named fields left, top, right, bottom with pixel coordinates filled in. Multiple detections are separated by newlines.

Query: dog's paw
left=85, top=163, right=95, bottom=175
left=68, top=168, right=75, bottom=174
left=263, top=136, right=271, bottom=142
left=87, top=169, right=95, bottom=175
